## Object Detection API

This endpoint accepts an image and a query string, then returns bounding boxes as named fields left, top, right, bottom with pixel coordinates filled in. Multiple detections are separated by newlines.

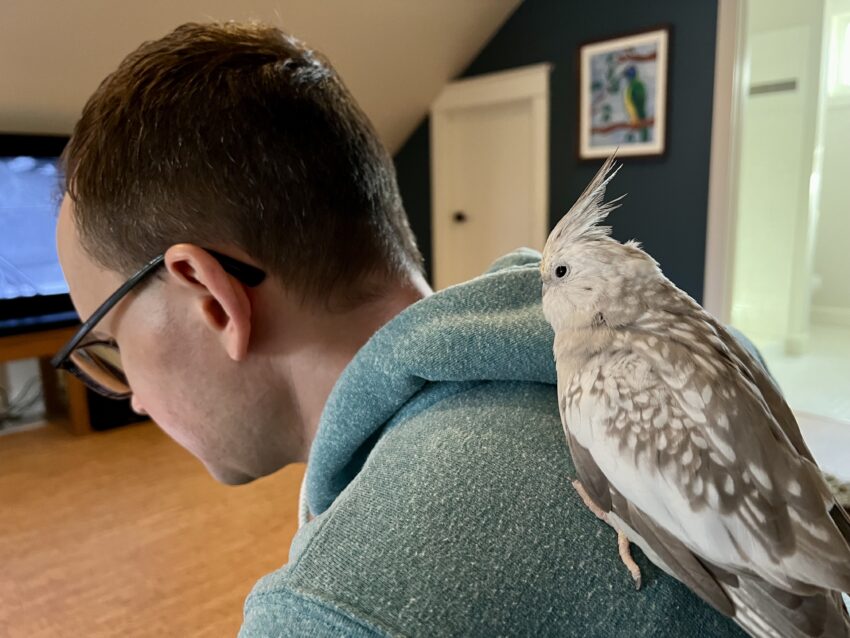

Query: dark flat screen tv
left=0, top=133, right=79, bottom=337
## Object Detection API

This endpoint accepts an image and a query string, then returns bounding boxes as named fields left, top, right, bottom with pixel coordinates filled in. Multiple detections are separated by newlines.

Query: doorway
left=430, top=63, right=551, bottom=289
left=711, top=0, right=850, bottom=480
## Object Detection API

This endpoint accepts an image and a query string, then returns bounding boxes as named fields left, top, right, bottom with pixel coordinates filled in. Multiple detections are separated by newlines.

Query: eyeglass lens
left=68, top=342, right=131, bottom=397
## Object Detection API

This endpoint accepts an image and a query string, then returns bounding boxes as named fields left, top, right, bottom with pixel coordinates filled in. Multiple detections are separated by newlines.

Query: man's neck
left=279, top=270, right=432, bottom=462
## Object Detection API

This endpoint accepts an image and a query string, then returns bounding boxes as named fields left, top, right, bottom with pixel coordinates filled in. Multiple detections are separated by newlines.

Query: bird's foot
left=571, top=481, right=641, bottom=590
left=617, top=530, right=642, bottom=590
left=571, top=480, right=607, bottom=521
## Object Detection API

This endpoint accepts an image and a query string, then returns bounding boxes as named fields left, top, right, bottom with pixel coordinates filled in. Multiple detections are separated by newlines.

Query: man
left=56, top=21, right=744, bottom=636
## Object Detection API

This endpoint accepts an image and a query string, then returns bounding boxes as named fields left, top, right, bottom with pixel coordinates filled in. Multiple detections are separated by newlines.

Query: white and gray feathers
left=542, top=157, right=850, bottom=638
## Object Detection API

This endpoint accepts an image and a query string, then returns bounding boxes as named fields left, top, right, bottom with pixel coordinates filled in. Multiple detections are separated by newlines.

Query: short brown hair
left=64, top=21, right=422, bottom=302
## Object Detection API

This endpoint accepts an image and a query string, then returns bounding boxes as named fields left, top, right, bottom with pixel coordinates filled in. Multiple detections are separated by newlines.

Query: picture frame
left=578, top=27, right=670, bottom=159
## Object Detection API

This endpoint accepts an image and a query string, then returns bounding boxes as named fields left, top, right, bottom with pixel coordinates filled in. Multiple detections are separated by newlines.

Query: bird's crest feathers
left=546, top=154, right=625, bottom=249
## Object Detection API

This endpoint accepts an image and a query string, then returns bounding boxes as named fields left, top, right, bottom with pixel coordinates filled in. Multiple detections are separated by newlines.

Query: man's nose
left=130, top=395, right=147, bottom=416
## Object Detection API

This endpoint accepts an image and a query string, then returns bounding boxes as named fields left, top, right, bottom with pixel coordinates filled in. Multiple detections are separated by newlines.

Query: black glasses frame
left=51, top=249, right=266, bottom=397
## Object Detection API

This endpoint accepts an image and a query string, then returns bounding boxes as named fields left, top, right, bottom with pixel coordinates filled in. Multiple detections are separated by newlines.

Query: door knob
left=452, top=211, right=468, bottom=223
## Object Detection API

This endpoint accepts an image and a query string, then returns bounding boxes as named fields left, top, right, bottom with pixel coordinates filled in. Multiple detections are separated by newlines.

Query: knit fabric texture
left=239, top=248, right=745, bottom=637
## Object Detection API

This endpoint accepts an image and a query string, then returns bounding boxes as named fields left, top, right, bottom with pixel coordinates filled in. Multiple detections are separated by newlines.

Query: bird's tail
left=723, top=572, right=850, bottom=638
left=624, top=496, right=850, bottom=637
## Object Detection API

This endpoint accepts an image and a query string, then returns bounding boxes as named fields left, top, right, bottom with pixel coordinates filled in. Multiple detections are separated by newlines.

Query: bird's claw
left=618, top=530, right=642, bottom=591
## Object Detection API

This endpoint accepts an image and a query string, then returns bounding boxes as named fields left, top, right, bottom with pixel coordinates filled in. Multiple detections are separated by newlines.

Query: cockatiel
left=541, top=157, right=850, bottom=638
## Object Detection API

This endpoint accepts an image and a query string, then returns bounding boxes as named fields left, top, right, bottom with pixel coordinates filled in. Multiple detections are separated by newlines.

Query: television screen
left=0, top=155, right=67, bottom=300
left=0, top=134, right=77, bottom=335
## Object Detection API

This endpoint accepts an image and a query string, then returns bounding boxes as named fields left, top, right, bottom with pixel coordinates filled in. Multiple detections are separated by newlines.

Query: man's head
left=57, top=22, right=426, bottom=483
left=64, top=21, right=422, bottom=298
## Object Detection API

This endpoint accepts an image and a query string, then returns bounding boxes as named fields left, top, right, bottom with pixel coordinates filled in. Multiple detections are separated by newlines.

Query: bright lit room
left=1, top=1, right=848, bottom=636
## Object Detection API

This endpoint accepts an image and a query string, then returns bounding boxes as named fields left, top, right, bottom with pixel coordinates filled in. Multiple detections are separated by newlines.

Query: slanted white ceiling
left=0, top=0, right=521, bottom=153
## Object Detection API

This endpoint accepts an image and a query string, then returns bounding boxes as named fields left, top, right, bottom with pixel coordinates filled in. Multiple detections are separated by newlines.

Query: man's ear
left=163, top=244, right=253, bottom=362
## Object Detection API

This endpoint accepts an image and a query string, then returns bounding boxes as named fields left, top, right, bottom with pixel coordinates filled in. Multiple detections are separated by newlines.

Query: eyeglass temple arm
left=51, top=250, right=265, bottom=369
left=50, top=254, right=167, bottom=368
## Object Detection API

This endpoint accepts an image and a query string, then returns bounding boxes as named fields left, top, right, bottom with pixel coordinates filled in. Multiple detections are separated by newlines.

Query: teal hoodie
left=239, top=249, right=744, bottom=637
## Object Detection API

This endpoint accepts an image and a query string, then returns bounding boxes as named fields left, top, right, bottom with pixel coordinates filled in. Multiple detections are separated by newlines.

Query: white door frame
left=704, top=0, right=748, bottom=322
left=430, top=63, right=552, bottom=288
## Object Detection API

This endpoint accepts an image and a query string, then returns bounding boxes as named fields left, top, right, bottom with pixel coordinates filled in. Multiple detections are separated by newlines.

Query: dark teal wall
left=394, top=0, right=719, bottom=302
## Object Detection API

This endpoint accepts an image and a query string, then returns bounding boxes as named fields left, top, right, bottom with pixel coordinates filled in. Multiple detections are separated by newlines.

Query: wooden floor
left=0, top=421, right=305, bottom=637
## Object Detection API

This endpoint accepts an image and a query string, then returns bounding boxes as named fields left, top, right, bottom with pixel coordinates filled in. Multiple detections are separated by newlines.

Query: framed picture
left=578, top=27, right=669, bottom=159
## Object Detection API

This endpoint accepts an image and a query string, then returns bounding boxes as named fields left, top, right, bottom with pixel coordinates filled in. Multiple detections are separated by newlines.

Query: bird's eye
left=555, top=265, right=569, bottom=278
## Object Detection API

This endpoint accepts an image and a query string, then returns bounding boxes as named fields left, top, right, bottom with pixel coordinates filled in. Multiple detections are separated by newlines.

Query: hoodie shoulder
left=485, top=247, right=542, bottom=273
left=248, top=380, right=743, bottom=637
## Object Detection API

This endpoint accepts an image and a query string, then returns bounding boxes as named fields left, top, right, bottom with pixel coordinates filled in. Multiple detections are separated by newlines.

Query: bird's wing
left=561, top=365, right=850, bottom=637
left=663, top=284, right=817, bottom=463
left=631, top=81, right=647, bottom=115
left=561, top=328, right=850, bottom=636
left=663, top=288, right=850, bottom=547
left=617, top=494, right=850, bottom=638
left=561, top=323, right=850, bottom=596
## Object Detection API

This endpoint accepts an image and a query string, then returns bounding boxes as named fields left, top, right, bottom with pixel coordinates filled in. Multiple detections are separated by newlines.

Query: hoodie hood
left=305, top=248, right=556, bottom=516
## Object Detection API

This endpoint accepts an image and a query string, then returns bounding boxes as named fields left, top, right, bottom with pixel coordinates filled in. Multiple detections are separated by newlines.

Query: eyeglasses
left=51, top=249, right=266, bottom=400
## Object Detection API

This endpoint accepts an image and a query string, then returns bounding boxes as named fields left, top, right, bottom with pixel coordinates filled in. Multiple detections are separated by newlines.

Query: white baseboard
left=811, top=305, right=850, bottom=327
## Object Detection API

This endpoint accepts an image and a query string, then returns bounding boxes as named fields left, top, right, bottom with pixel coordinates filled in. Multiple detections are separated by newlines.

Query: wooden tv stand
left=0, top=325, right=91, bottom=434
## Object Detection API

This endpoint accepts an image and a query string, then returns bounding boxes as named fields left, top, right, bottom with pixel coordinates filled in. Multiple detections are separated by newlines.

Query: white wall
left=812, top=2, right=850, bottom=327
left=813, top=105, right=850, bottom=320
left=732, top=26, right=818, bottom=341
left=731, top=0, right=824, bottom=347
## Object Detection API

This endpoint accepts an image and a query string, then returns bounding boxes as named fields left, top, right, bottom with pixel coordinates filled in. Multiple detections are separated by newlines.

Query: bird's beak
left=539, top=253, right=550, bottom=280
left=539, top=254, right=552, bottom=288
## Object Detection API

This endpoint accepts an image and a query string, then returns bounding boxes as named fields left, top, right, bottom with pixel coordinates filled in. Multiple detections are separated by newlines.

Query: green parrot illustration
left=623, top=66, right=649, bottom=142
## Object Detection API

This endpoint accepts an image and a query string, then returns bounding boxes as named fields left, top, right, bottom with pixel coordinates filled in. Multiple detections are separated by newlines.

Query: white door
left=430, top=64, right=550, bottom=290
